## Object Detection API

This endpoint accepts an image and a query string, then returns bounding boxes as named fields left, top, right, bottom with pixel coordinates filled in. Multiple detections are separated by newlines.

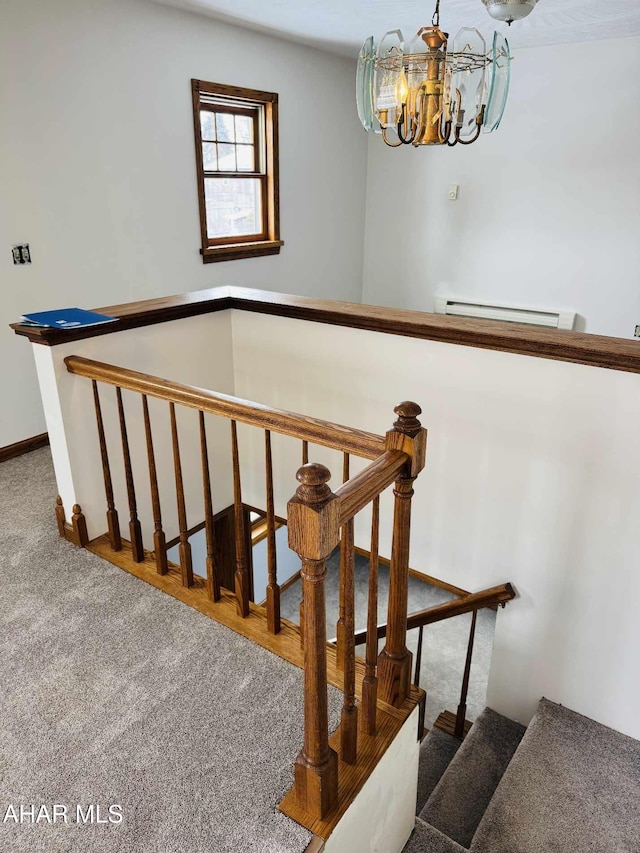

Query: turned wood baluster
left=288, top=463, right=339, bottom=819
left=362, top=495, right=380, bottom=735
left=169, top=403, right=194, bottom=587
left=231, top=420, right=250, bottom=617
left=340, top=515, right=358, bottom=764
left=455, top=610, right=478, bottom=738
left=414, top=625, right=425, bottom=689
left=299, top=440, right=309, bottom=645
left=200, top=411, right=220, bottom=602
left=142, top=395, right=168, bottom=575
left=378, top=402, right=426, bottom=707
left=335, top=452, right=351, bottom=671
left=92, top=380, right=121, bottom=551
left=265, top=430, right=281, bottom=633
left=116, top=387, right=143, bottom=562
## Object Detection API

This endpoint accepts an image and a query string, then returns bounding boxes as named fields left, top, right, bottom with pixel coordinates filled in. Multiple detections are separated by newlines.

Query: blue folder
left=21, top=308, right=117, bottom=329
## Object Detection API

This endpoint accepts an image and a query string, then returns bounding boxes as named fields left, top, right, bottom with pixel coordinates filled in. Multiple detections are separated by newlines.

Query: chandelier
left=356, top=0, right=517, bottom=148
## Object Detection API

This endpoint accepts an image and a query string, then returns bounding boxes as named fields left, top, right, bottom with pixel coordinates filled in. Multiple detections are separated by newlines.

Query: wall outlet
left=12, top=244, right=31, bottom=264
left=635, top=325, right=640, bottom=338
left=448, top=184, right=459, bottom=201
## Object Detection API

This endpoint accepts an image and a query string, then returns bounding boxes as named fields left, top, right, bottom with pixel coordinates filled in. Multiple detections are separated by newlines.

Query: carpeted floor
left=280, top=551, right=497, bottom=729
left=0, top=448, right=341, bottom=853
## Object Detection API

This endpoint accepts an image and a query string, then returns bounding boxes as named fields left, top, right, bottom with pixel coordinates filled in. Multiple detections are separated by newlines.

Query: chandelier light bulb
left=482, top=0, right=539, bottom=26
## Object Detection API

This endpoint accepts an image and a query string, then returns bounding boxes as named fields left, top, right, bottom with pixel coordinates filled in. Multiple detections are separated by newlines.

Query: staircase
left=406, top=698, right=640, bottom=853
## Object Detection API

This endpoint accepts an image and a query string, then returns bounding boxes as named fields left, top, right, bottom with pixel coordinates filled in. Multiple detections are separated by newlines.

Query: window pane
left=216, top=113, right=235, bottom=142
left=200, top=111, right=216, bottom=141
left=202, top=142, right=217, bottom=170
left=235, top=114, right=254, bottom=144
left=205, top=178, right=263, bottom=239
left=236, top=145, right=255, bottom=172
left=217, top=143, right=236, bottom=171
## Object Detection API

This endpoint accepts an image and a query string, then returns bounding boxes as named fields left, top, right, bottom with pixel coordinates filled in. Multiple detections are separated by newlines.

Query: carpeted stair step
left=403, top=817, right=469, bottom=853
left=419, top=707, right=526, bottom=848
left=470, top=698, right=640, bottom=853
left=416, top=727, right=462, bottom=814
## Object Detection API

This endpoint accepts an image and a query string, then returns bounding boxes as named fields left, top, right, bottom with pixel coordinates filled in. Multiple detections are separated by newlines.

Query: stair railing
left=353, top=582, right=516, bottom=738
left=65, top=355, right=427, bottom=823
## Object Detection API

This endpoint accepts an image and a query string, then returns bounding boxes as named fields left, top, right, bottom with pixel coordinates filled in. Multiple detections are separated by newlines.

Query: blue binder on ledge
left=21, top=308, right=117, bottom=329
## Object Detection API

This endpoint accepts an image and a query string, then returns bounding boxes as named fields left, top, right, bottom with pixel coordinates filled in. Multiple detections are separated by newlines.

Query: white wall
left=35, top=312, right=236, bottom=543
left=231, top=310, right=640, bottom=740
left=362, top=36, right=640, bottom=340
left=0, top=0, right=368, bottom=447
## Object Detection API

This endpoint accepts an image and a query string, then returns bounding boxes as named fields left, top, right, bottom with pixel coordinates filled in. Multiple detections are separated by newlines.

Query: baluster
left=231, top=420, right=250, bottom=617
left=362, top=496, right=380, bottom=735
left=116, top=387, right=143, bottom=562
left=340, top=516, right=358, bottom=764
left=414, top=625, right=424, bottom=689
left=169, top=403, right=193, bottom=587
left=335, top=452, right=351, bottom=670
left=92, top=381, right=121, bottom=551
left=299, top=440, right=309, bottom=644
left=288, top=463, right=339, bottom=819
left=142, top=395, right=168, bottom=575
left=378, top=402, right=425, bottom=706
left=200, top=411, right=220, bottom=602
left=265, top=430, right=281, bottom=633
left=455, top=609, right=477, bottom=738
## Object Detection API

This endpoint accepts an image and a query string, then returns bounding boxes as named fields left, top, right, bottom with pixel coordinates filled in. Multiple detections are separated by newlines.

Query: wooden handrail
left=334, top=450, right=408, bottom=526
left=352, top=583, right=516, bottom=645
left=64, top=355, right=385, bottom=459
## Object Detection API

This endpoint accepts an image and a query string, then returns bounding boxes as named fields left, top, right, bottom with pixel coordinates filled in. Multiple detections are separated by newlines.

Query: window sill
left=201, top=240, right=284, bottom=264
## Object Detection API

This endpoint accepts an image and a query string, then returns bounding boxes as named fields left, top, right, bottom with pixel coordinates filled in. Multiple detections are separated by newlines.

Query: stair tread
left=404, top=818, right=469, bottom=853
left=419, top=706, right=525, bottom=848
left=470, top=698, right=640, bottom=853
left=417, top=728, right=462, bottom=814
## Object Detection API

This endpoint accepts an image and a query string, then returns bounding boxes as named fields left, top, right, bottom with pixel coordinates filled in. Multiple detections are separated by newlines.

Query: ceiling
left=150, top=0, right=640, bottom=56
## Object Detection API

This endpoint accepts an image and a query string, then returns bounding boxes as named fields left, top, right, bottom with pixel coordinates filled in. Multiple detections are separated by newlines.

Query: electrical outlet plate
left=12, top=244, right=31, bottom=265
left=634, top=325, right=640, bottom=338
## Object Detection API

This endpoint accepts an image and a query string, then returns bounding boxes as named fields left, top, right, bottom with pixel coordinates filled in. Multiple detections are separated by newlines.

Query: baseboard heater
left=434, top=295, right=576, bottom=331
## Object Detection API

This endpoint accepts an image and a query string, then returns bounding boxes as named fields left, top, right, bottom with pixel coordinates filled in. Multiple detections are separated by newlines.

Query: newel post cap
left=386, top=401, right=427, bottom=476
left=288, top=463, right=339, bottom=560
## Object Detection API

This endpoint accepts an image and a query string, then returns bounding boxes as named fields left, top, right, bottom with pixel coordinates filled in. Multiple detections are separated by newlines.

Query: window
left=191, top=79, right=282, bottom=263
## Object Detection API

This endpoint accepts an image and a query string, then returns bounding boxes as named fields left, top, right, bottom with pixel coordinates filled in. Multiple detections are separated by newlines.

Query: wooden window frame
left=191, top=79, right=283, bottom=264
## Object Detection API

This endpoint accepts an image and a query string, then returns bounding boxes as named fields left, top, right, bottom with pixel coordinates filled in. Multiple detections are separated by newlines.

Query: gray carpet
left=471, top=698, right=640, bottom=853
left=416, top=729, right=461, bottom=815
left=0, top=448, right=341, bottom=853
left=420, top=707, right=525, bottom=848
left=403, top=819, right=468, bottom=853
left=280, top=551, right=497, bottom=729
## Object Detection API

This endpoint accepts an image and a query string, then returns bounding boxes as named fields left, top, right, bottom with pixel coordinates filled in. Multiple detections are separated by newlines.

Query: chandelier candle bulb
left=356, top=0, right=532, bottom=148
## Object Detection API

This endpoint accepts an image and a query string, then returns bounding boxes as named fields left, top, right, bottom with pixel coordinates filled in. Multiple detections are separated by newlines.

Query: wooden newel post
left=288, top=463, right=340, bottom=819
left=378, top=402, right=427, bottom=707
